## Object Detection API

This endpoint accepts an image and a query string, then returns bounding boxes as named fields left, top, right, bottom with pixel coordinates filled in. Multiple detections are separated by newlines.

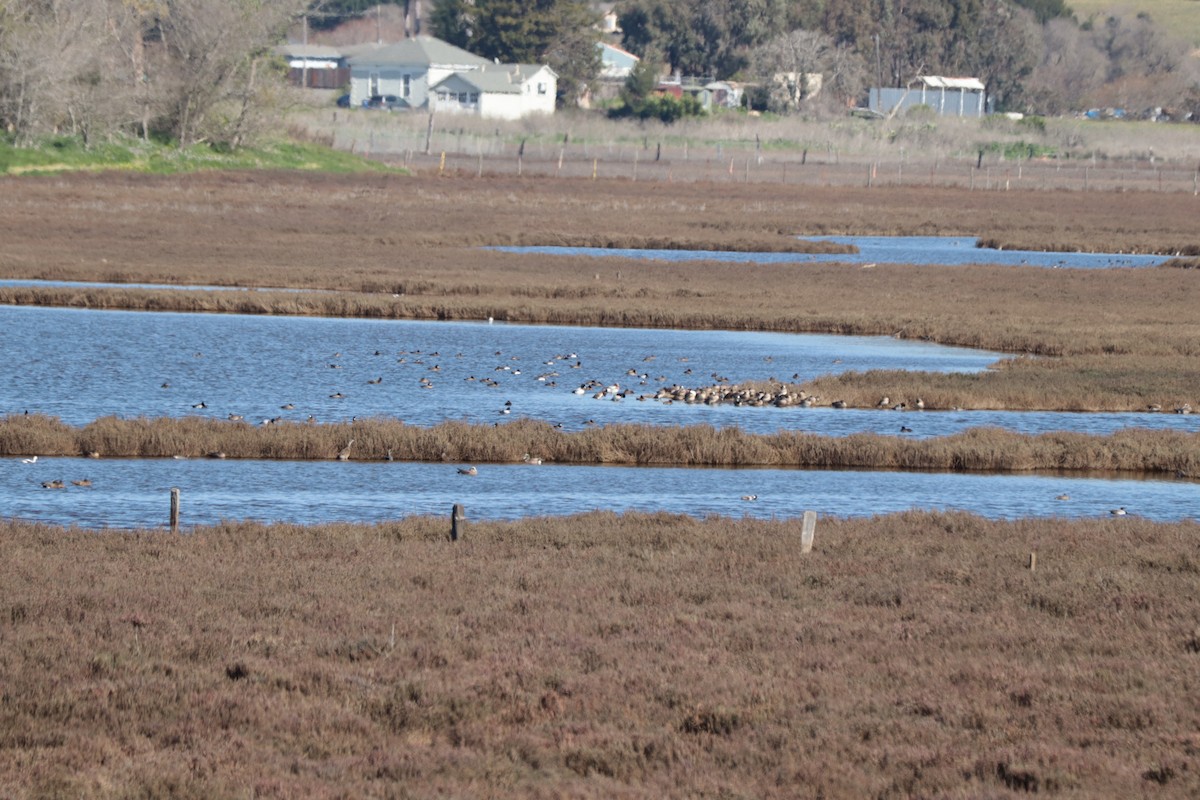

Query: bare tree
left=751, top=28, right=865, bottom=113
left=155, top=0, right=306, bottom=147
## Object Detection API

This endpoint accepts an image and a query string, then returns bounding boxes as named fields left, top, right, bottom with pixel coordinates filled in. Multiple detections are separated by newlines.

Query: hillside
left=1069, top=0, right=1200, bottom=47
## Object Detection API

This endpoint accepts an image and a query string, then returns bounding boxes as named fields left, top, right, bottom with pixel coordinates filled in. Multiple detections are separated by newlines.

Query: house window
left=469, top=93, right=478, bottom=104
left=537, top=82, right=547, bottom=95
left=438, top=91, right=448, bottom=101
left=402, top=74, right=410, bottom=98
left=369, top=73, right=380, bottom=97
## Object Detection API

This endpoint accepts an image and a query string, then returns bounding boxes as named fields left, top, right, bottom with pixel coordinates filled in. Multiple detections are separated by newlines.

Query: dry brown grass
left=2, top=511, right=1198, bottom=798
left=2, top=414, right=1197, bottom=476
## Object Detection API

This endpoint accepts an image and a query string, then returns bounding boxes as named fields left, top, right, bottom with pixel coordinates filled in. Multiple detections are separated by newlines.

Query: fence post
left=800, top=510, right=816, bottom=554
left=170, top=488, right=180, bottom=532
left=450, top=503, right=465, bottom=541
left=1028, top=551, right=1037, bottom=571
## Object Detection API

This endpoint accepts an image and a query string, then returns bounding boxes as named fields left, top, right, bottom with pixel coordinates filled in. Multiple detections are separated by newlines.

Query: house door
left=369, top=73, right=380, bottom=97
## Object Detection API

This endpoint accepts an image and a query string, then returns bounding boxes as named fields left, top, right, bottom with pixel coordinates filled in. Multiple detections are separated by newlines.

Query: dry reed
left=2, top=414, right=1197, bottom=476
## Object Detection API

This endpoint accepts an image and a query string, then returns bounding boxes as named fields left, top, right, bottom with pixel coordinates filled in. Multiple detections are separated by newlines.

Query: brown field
left=1, top=414, right=1197, bottom=477
left=2, top=512, right=1199, bottom=798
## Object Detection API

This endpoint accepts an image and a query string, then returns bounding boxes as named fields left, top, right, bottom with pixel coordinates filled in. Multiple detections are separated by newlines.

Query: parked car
left=336, top=93, right=351, bottom=108
left=363, top=94, right=406, bottom=110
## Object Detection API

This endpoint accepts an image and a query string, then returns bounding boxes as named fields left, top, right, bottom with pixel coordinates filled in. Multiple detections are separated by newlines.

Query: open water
left=2, top=304, right=1196, bottom=526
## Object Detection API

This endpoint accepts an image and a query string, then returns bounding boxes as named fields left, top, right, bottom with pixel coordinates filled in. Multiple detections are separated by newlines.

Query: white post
left=801, top=510, right=817, bottom=554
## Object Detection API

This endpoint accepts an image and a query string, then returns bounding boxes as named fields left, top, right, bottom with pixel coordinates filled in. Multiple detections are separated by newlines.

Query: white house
left=430, top=64, right=557, bottom=120
left=347, top=35, right=556, bottom=118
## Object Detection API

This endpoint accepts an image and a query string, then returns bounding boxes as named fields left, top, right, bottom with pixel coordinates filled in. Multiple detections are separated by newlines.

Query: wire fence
left=329, top=120, right=1200, bottom=195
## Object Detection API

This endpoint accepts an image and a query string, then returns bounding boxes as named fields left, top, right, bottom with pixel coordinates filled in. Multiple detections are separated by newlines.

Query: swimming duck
left=457, top=466, right=478, bottom=476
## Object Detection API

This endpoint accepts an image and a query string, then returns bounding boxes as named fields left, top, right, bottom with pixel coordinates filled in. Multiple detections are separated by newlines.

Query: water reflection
left=494, top=236, right=1168, bottom=269
left=3, top=457, right=1195, bottom=529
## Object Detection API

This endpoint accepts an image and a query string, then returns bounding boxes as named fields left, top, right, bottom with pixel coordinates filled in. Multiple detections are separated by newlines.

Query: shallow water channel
left=494, top=236, right=1169, bottom=269
left=2, top=305, right=1196, bottom=525
left=5, top=457, right=1195, bottom=529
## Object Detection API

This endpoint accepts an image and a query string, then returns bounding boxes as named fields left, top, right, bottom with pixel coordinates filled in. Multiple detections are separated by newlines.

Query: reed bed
left=2, top=511, right=1198, bottom=797
left=3, top=414, right=1197, bottom=477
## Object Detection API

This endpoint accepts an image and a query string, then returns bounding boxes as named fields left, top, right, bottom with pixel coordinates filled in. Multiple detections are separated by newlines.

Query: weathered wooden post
left=800, top=510, right=816, bottom=554
left=450, top=503, right=465, bottom=541
left=1028, top=552, right=1037, bottom=571
left=170, top=488, right=180, bottom=532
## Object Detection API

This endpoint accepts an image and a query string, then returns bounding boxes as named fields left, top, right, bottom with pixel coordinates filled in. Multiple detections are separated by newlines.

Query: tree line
left=2, top=0, right=1197, bottom=149
left=0, top=0, right=307, bottom=147
left=615, top=0, right=1199, bottom=115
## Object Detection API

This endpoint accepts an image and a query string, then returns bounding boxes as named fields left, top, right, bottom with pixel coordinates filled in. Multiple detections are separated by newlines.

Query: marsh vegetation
left=3, top=512, right=1198, bottom=797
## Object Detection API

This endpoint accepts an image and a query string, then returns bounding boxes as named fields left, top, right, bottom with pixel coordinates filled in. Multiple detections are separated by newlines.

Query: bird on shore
left=336, top=439, right=354, bottom=461
left=457, top=466, right=478, bottom=476
left=20, top=456, right=37, bottom=464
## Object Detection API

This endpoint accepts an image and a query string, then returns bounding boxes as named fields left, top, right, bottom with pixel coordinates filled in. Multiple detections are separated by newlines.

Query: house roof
left=432, top=64, right=555, bottom=95
left=273, top=44, right=345, bottom=60
left=599, top=42, right=639, bottom=64
left=919, top=76, right=985, bottom=91
left=348, top=35, right=490, bottom=68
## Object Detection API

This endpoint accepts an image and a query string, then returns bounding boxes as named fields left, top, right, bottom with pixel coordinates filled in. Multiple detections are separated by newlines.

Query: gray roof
left=348, top=35, right=490, bottom=68
left=273, top=44, right=346, bottom=60
left=432, top=64, right=554, bottom=94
